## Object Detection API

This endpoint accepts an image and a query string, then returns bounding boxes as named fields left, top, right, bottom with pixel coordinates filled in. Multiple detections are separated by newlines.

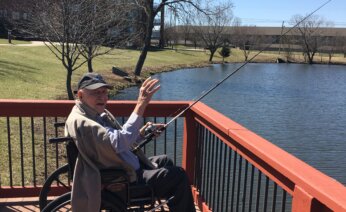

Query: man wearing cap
left=65, top=73, right=196, bottom=212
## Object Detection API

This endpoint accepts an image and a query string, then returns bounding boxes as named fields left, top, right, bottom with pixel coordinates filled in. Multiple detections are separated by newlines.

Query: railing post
left=292, top=185, right=314, bottom=212
left=292, top=185, right=331, bottom=212
left=182, top=110, right=197, bottom=183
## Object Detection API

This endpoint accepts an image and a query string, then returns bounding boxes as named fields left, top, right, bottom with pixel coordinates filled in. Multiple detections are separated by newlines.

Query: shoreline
left=104, top=58, right=346, bottom=98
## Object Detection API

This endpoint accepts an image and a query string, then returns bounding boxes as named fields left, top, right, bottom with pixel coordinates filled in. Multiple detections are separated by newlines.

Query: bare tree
left=232, top=19, right=259, bottom=62
left=13, top=0, right=137, bottom=99
left=133, top=0, right=232, bottom=76
left=191, top=3, right=233, bottom=62
left=290, top=14, right=327, bottom=64
left=322, top=36, right=336, bottom=64
left=180, top=16, right=193, bottom=46
left=78, top=0, right=140, bottom=72
left=282, top=33, right=294, bottom=62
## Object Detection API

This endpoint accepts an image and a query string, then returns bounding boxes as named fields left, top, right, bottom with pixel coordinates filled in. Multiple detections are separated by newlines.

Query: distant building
left=0, top=0, right=33, bottom=39
left=0, top=0, right=147, bottom=46
left=169, top=25, right=346, bottom=53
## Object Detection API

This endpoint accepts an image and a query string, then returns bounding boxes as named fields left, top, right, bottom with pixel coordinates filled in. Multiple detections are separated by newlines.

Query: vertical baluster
left=31, top=117, right=36, bottom=186
left=271, top=183, right=278, bottom=212
left=196, top=124, right=204, bottom=191
left=212, top=135, right=219, bottom=210
left=221, top=143, right=228, bottom=211
left=263, top=176, right=269, bottom=212
left=7, top=117, right=13, bottom=186
left=225, top=148, right=233, bottom=212
left=174, top=119, right=177, bottom=165
left=248, top=165, right=255, bottom=212
left=203, top=128, right=211, bottom=200
left=216, top=142, right=224, bottom=212
left=19, top=117, right=24, bottom=186
left=281, top=189, right=287, bottom=212
left=153, top=117, right=157, bottom=156
left=210, top=134, right=218, bottom=210
left=255, top=171, right=262, bottom=212
left=242, top=160, right=249, bottom=212
left=54, top=117, right=59, bottom=169
left=164, top=117, right=167, bottom=154
left=231, top=152, right=238, bottom=212
left=199, top=126, right=204, bottom=193
left=143, top=117, right=146, bottom=154
left=43, top=117, right=47, bottom=179
left=236, top=155, right=243, bottom=211
left=207, top=132, right=214, bottom=206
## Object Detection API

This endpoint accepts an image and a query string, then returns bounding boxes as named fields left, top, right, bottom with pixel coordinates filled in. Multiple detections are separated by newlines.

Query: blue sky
left=230, top=0, right=345, bottom=27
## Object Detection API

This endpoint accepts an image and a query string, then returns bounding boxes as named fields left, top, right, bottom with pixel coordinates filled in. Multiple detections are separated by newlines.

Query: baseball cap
left=77, top=73, right=113, bottom=90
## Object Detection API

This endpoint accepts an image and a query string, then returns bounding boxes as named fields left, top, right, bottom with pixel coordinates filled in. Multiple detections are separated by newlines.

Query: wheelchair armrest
left=49, top=137, right=73, bottom=144
left=100, top=168, right=129, bottom=184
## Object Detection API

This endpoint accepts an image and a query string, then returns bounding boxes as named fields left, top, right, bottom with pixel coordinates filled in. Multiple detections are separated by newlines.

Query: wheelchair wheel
left=39, top=164, right=71, bottom=210
left=42, top=192, right=71, bottom=212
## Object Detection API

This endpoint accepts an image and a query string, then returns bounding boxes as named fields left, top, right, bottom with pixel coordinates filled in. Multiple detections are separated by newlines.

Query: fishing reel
left=133, top=124, right=166, bottom=152
left=144, top=123, right=157, bottom=138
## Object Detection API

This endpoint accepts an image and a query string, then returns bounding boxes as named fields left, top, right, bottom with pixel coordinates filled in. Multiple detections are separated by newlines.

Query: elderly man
left=65, top=73, right=196, bottom=212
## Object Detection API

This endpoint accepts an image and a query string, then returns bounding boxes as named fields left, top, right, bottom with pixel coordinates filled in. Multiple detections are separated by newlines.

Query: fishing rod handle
left=132, top=125, right=166, bottom=152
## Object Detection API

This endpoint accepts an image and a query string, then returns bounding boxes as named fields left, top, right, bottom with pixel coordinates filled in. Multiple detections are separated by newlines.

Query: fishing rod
left=133, top=0, right=332, bottom=152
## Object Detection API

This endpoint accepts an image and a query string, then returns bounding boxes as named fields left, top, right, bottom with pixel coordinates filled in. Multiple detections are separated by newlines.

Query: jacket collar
left=75, top=100, right=100, bottom=121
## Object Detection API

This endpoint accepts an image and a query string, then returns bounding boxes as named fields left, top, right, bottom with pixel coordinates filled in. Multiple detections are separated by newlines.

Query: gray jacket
left=65, top=101, right=138, bottom=212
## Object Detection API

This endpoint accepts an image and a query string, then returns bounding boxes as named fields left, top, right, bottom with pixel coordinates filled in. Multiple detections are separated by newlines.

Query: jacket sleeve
left=106, top=112, right=143, bottom=153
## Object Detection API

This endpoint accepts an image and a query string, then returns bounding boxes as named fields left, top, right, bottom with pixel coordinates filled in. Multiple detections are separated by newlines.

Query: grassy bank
left=0, top=39, right=30, bottom=45
left=1, top=39, right=346, bottom=100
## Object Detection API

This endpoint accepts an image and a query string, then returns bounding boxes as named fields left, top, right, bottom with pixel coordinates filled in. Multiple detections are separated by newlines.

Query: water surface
left=114, top=63, right=346, bottom=185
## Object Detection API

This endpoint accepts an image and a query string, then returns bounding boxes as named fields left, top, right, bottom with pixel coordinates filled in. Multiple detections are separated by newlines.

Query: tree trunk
left=66, top=68, right=74, bottom=100
left=209, top=49, right=216, bottom=62
left=308, top=52, right=314, bottom=64
left=87, top=59, right=93, bottom=72
left=87, top=46, right=93, bottom=72
left=134, top=14, right=154, bottom=76
left=158, top=3, right=165, bottom=49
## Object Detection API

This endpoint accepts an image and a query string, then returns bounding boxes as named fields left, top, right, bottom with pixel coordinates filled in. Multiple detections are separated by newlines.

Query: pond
left=113, top=63, right=346, bottom=186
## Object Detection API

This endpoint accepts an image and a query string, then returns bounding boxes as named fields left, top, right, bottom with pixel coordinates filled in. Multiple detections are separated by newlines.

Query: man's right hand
left=134, top=77, right=160, bottom=116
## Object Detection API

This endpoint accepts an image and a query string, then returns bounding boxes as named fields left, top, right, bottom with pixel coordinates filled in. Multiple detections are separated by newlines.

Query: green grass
left=0, top=38, right=31, bottom=44
left=0, top=45, right=226, bottom=99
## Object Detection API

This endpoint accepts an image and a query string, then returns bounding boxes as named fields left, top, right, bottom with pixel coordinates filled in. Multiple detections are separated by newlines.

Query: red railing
left=0, top=99, right=345, bottom=212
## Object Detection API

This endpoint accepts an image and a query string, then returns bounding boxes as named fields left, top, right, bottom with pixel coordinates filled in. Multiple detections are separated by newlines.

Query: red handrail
left=0, top=99, right=345, bottom=211
left=188, top=102, right=346, bottom=212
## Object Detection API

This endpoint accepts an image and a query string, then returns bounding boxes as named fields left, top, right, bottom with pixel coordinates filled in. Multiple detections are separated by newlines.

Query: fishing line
left=133, top=0, right=332, bottom=151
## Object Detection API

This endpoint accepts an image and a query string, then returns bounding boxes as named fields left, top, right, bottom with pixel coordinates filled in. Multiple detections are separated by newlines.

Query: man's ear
left=77, top=90, right=83, bottom=99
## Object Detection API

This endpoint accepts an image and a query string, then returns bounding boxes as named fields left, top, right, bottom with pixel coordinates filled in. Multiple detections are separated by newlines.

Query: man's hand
left=140, top=122, right=165, bottom=138
left=134, top=77, right=160, bottom=116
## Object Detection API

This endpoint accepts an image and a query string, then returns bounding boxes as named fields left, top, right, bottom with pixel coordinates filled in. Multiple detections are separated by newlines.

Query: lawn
left=0, top=43, right=228, bottom=100
left=0, top=39, right=31, bottom=44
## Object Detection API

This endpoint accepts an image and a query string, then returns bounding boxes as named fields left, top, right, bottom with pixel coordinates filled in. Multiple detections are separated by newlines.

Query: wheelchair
left=39, top=122, right=167, bottom=211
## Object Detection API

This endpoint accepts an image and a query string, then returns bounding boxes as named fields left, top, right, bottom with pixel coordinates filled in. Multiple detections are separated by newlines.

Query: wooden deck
left=0, top=197, right=40, bottom=212
left=0, top=197, right=201, bottom=211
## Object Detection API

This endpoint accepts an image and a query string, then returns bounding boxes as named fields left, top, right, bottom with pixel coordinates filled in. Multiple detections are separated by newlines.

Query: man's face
left=79, top=87, right=109, bottom=114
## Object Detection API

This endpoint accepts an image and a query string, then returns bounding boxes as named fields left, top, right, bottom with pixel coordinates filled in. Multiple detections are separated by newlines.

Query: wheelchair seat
left=41, top=135, right=158, bottom=211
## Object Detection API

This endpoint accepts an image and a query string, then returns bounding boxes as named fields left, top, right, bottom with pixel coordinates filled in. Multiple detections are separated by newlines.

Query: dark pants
left=138, top=155, right=196, bottom=212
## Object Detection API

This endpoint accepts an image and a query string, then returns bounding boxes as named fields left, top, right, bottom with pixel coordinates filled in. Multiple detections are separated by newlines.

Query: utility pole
left=278, top=21, right=284, bottom=55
